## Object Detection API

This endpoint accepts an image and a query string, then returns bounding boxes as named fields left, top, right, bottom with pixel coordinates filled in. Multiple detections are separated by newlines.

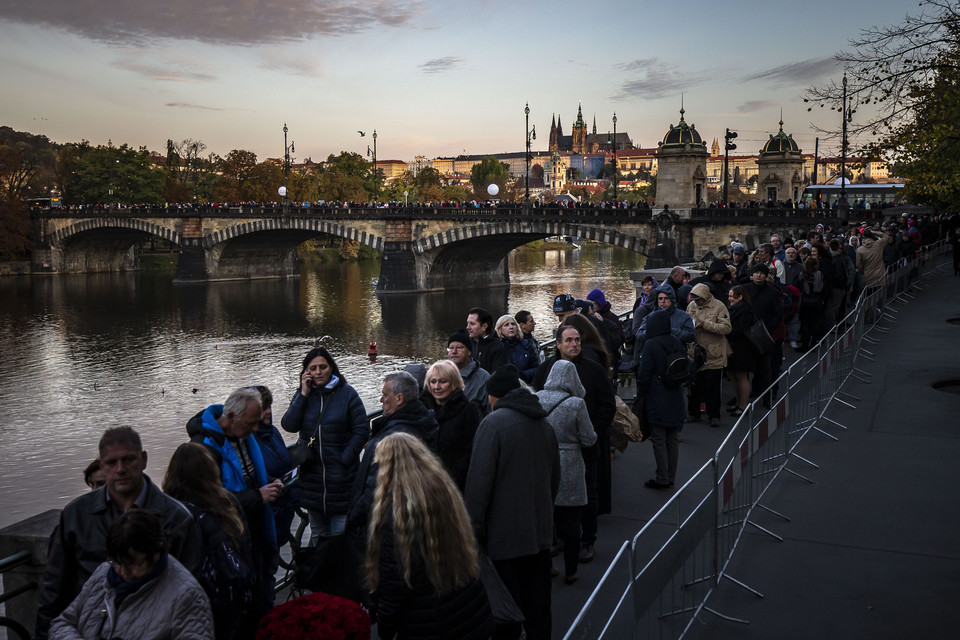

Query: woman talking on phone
left=281, top=347, right=369, bottom=544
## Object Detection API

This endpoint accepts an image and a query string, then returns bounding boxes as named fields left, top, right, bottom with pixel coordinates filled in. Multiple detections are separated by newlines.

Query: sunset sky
left=0, top=0, right=919, bottom=164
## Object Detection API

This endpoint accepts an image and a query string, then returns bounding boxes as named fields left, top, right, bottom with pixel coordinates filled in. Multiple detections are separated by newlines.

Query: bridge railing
left=562, top=240, right=950, bottom=640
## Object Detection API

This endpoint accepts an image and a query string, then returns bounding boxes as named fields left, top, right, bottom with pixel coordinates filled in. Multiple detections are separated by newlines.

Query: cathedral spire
left=592, top=115, right=597, bottom=135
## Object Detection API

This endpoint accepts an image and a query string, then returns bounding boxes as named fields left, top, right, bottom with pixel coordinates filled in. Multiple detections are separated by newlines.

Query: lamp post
left=524, top=103, right=536, bottom=205
left=283, top=123, right=294, bottom=211
left=838, top=74, right=851, bottom=221
left=612, top=112, right=618, bottom=205
left=365, top=130, right=379, bottom=203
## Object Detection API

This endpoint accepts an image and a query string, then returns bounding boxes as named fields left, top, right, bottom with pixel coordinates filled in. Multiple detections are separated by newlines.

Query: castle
left=549, top=102, right=633, bottom=154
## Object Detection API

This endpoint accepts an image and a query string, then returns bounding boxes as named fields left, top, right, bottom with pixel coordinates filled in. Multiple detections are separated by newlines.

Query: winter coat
left=35, top=476, right=201, bottom=640
left=253, top=422, right=292, bottom=480
left=500, top=335, right=541, bottom=382
left=459, top=360, right=491, bottom=413
left=280, top=377, right=369, bottom=516
left=473, top=333, right=509, bottom=374
left=743, top=280, right=784, bottom=334
left=464, top=388, right=560, bottom=561
left=422, top=390, right=481, bottom=492
left=372, top=518, right=494, bottom=640
left=636, top=310, right=686, bottom=429
left=536, top=360, right=596, bottom=507
left=635, top=282, right=696, bottom=346
left=686, top=284, right=732, bottom=371
left=857, top=235, right=887, bottom=288
left=348, top=401, right=439, bottom=531
left=727, top=302, right=759, bottom=373
left=48, top=556, right=214, bottom=640
left=690, top=259, right=733, bottom=305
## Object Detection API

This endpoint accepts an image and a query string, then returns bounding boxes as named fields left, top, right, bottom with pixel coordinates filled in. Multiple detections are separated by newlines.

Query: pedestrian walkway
left=550, top=264, right=960, bottom=639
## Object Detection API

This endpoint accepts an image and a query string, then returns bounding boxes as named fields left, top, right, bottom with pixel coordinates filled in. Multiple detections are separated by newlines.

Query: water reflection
left=0, top=246, right=643, bottom=527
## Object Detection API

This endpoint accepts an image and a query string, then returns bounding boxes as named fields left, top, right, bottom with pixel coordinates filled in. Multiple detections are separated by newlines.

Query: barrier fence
left=563, top=240, right=950, bottom=640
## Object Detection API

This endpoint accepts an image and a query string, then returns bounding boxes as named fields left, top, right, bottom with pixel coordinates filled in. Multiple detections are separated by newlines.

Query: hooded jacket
left=464, top=388, right=560, bottom=560
left=636, top=310, right=686, bottom=429
left=536, top=360, right=596, bottom=507
left=635, top=282, right=696, bottom=346
left=690, top=259, right=733, bottom=304
left=857, top=234, right=887, bottom=288
left=685, top=283, right=732, bottom=371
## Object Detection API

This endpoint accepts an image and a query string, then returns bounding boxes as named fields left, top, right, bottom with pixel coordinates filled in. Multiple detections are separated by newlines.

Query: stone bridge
left=29, top=206, right=865, bottom=292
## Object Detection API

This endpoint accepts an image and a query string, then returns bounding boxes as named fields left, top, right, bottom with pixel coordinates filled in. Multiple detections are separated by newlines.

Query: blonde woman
left=421, top=360, right=481, bottom=491
left=495, top=314, right=540, bottom=382
left=366, top=432, right=493, bottom=639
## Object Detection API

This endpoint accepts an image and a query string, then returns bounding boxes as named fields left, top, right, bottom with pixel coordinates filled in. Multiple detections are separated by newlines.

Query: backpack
left=191, top=505, right=255, bottom=617
left=658, top=342, right=692, bottom=389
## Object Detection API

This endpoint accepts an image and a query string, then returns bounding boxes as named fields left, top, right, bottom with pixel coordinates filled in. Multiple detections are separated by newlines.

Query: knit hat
left=586, top=288, right=607, bottom=308
left=486, top=364, right=521, bottom=398
left=447, top=329, right=472, bottom=351
left=553, top=293, right=577, bottom=313
left=731, top=242, right=746, bottom=255
left=752, top=263, right=770, bottom=275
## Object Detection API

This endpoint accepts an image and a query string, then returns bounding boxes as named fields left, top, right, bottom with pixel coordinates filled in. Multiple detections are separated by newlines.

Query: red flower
left=256, top=592, right=371, bottom=640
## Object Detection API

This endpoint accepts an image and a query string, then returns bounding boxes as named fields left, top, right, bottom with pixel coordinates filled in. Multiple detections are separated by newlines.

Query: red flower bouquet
left=256, top=592, right=371, bottom=640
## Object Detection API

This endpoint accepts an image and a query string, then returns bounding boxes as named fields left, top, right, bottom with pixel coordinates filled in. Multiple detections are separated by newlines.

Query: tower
left=654, top=106, right=708, bottom=211
left=572, top=103, right=587, bottom=154
left=757, top=117, right=804, bottom=204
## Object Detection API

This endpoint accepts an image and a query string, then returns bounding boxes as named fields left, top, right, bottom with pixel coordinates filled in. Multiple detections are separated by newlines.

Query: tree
left=72, top=144, right=164, bottom=204
left=0, top=127, right=56, bottom=201
left=469, top=156, right=509, bottom=197
left=805, top=1, right=960, bottom=207
left=316, top=152, right=370, bottom=203
left=215, top=150, right=258, bottom=202
left=163, top=138, right=208, bottom=203
left=441, top=185, right=468, bottom=203
left=0, top=199, right=31, bottom=260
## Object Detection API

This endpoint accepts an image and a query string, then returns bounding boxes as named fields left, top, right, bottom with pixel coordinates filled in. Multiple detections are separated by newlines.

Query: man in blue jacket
left=196, top=387, right=281, bottom=619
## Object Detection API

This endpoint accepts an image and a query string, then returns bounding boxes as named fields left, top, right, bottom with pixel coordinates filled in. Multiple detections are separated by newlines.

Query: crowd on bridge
left=32, top=211, right=958, bottom=640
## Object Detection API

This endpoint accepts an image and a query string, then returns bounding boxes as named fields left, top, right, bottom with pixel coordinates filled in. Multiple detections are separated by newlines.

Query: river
left=0, top=246, right=644, bottom=528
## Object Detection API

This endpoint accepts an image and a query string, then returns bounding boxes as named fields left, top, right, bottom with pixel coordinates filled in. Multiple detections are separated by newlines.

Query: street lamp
left=525, top=103, right=536, bottom=205
left=838, top=73, right=852, bottom=221
left=366, top=130, right=378, bottom=203
left=723, top=128, right=738, bottom=206
left=283, top=123, right=294, bottom=211
left=612, top=112, right=618, bottom=205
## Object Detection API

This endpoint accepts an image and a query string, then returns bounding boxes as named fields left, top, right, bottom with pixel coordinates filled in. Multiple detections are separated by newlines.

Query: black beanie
left=448, top=329, right=472, bottom=350
left=486, top=364, right=521, bottom=398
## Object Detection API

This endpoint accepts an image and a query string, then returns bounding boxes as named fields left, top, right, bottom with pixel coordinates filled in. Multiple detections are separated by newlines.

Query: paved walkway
left=552, top=261, right=960, bottom=639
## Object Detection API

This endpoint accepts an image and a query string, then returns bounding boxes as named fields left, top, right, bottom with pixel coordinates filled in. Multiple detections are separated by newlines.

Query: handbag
left=610, top=395, right=643, bottom=452
left=288, top=393, right=328, bottom=467
left=478, top=552, right=524, bottom=625
left=745, top=319, right=774, bottom=354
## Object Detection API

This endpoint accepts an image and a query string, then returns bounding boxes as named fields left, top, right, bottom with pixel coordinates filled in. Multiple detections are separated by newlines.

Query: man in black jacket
left=466, top=307, right=509, bottom=373
left=35, top=427, right=201, bottom=640
left=532, top=325, right=615, bottom=564
left=744, top=264, right=784, bottom=402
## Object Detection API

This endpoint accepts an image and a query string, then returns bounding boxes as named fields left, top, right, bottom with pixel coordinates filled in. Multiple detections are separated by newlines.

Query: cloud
left=419, top=56, right=463, bottom=73
left=738, top=100, right=777, bottom=113
left=259, top=50, right=324, bottom=77
left=612, top=58, right=713, bottom=100
left=743, top=57, right=837, bottom=86
left=113, top=61, right=215, bottom=83
left=0, top=0, right=423, bottom=45
left=166, top=102, right=224, bottom=110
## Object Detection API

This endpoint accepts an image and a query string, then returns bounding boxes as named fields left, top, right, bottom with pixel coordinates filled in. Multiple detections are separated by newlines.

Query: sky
left=0, top=0, right=921, bottom=165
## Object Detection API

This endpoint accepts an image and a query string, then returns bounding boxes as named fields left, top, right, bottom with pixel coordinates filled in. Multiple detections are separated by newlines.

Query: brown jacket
left=686, top=283, right=732, bottom=370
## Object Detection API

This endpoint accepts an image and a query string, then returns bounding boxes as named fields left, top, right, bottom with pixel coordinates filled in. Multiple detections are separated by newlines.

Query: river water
left=0, top=246, right=643, bottom=528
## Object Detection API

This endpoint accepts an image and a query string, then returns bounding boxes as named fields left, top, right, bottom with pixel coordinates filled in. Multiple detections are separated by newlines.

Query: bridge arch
left=406, top=220, right=649, bottom=291
left=44, top=218, right=183, bottom=273
left=203, top=218, right=384, bottom=253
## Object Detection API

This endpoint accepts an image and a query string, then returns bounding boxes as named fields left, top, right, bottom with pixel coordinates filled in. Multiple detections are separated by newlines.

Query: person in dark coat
left=366, top=432, right=494, bottom=640
left=421, top=360, right=481, bottom=492
left=495, top=314, right=540, bottom=382
left=636, top=310, right=685, bottom=489
left=532, top=325, right=615, bottom=564
left=743, top=264, right=784, bottom=400
left=280, top=347, right=369, bottom=543
left=465, top=365, right=560, bottom=640
left=467, top=307, right=510, bottom=373
left=725, top=286, right=758, bottom=416
left=689, top=258, right=733, bottom=306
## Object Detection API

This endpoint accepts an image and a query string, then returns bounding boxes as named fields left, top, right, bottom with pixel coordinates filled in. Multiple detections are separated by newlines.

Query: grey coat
left=49, top=556, right=214, bottom=640
left=536, top=360, right=596, bottom=507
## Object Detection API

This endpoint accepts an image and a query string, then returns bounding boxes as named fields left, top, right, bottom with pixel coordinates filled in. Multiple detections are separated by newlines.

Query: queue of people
left=34, top=214, right=947, bottom=640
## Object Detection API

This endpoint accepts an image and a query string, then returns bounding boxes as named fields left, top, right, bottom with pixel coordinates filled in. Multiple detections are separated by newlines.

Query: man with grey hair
left=192, top=386, right=282, bottom=618
left=348, top=371, right=439, bottom=537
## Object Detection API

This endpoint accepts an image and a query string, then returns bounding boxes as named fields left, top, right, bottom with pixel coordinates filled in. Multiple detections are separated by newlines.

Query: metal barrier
left=563, top=240, right=950, bottom=640
left=0, top=551, right=36, bottom=640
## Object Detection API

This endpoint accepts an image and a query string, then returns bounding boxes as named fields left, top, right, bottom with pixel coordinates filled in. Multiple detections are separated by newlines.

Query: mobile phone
left=281, top=467, right=299, bottom=487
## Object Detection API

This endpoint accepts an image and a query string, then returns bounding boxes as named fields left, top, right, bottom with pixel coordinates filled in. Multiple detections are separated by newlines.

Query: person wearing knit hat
left=447, top=330, right=490, bottom=412
left=486, top=363, right=521, bottom=400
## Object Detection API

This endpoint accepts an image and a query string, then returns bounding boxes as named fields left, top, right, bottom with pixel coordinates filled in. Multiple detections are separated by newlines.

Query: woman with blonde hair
left=495, top=314, right=540, bottom=382
left=421, top=360, right=480, bottom=491
left=366, top=432, right=493, bottom=639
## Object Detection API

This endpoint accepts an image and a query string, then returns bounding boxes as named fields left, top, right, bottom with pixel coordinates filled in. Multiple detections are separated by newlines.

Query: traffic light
left=725, top=128, right=738, bottom=151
